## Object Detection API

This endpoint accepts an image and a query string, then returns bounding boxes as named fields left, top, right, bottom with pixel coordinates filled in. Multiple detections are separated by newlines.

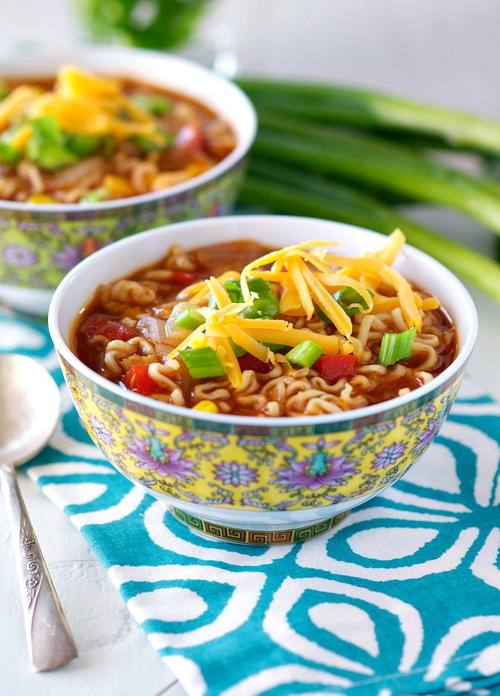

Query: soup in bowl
left=48, top=216, right=477, bottom=544
left=0, top=46, right=256, bottom=314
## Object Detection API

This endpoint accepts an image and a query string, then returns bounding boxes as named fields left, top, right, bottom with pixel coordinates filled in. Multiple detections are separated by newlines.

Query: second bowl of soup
left=0, top=46, right=255, bottom=314
left=48, top=216, right=477, bottom=544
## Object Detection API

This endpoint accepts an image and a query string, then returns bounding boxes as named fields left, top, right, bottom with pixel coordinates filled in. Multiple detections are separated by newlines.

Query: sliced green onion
left=26, top=141, right=76, bottom=169
left=378, top=327, right=417, bottom=367
left=0, top=80, right=8, bottom=100
left=208, top=278, right=280, bottom=318
left=179, top=347, right=226, bottom=379
left=64, top=132, right=100, bottom=156
left=31, top=115, right=61, bottom=141
left=174, top=307, right=206, bottom=330
left=286, top=340, right=323, bottom=367
left=132, top=94, right=171, bottom=116
left=81, top=187, right=108, bottom=203
left=239, top=297, right=279, bottom=319
left=334, top=287, right=370, bottom=317
left=101, top=134, right=116, bottom=158
left=131, top=130, right=174, bottom=152
left=264, top=342, right=288, bottom=352
left=27, top=115, right=77, bottom=170
left=239, top=278, right=280, bottom=319
left=229, top=339, right=246, bottom=357
left=208, top=279, right=243, bottom=308
left=0, top=142, right=21, bottom=166
left=315, top=288, right=369, bottom=323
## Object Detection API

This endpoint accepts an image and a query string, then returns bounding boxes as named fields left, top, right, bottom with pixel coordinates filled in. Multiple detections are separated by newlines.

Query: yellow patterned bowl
left=48, top=216, right=477, bottom=544
left=0, top=46, right=256, bottom=315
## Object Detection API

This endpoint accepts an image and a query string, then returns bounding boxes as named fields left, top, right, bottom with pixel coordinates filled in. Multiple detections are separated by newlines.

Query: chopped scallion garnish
left=0, top=142, right=21, bottom=166
left=315, top=287, right=369, bottom=322
left=131, top=130, right=173, bottom=152
left=208, top=280, right=243, bottom=307
left=334, top=286, right=370, bottom=316
left=81, top=187, right=108, bottom=203
left=208, top=277, right=280, bottom=319
left=132, top=94, right=171, bottom=116
left=378, top=327, right=417, bottom=367
left=64, top=132, right=101, bottom=156
left=229, top=339, right=246, bottom=357
left=174, top=307, right=206, bottom=330
left=26, top=115, right=77, bottom=170
left=263, top=342, right=288, bottom=352
left=179, top=347, right=226, bottom=379
left=286, top=340, right=323, bottom=368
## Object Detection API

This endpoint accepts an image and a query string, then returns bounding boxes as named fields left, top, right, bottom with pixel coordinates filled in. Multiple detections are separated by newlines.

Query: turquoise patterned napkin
left=1, top=308, right=499, bottom=696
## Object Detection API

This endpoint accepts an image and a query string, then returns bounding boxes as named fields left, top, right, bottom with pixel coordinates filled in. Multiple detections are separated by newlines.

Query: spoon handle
left=0, top=465, right=77, bottom=671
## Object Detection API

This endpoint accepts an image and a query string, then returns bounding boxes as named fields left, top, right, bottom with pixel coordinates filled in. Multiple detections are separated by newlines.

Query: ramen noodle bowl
left=0, top=46, right=256, bottom=314
left=48, top=216, right=477, bottom=545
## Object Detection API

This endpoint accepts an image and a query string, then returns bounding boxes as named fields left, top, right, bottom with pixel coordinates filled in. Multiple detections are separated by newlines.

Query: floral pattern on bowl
left=0, top=165, right=243, bottom=290
left=60, top=356, right=462, bottom=513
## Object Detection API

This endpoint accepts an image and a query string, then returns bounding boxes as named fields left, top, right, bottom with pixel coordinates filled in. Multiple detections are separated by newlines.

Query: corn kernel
left=191, top=334, right=208, bottom=350
left=193, top=400, right=219, bottom=413
left=27, top=194, right=56, bottom=203
left=103, top=175, right=134, bottom=198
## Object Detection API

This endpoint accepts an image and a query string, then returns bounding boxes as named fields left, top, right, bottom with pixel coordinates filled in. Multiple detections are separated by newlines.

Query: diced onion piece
left=137, top=316, right=168, bottom=342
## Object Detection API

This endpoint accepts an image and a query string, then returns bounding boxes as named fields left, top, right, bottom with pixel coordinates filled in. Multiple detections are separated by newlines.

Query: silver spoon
left=0, top=354, right=77, bottom=671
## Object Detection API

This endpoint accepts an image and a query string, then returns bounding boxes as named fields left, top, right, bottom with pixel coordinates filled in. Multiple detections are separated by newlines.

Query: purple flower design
left=88, top=415, right=115, bottom=448
left=126, top=433, right=196, bottom=481
left=3, top=245, right=38, bottom=267
left=373, top=442, right=407, bottom=470
left=273, top=438, right=358, bottom=491
left=414, top=418, right=440, bottom=452
left=55, top=245, right=82, bottom=271
left=215, top=461, right=257, bottom=487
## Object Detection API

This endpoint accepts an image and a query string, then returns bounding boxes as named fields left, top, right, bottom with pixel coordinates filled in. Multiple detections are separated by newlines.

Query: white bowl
left=0, top=46, right=256, bottom=314
left=49, top=216, right=477, bottom=544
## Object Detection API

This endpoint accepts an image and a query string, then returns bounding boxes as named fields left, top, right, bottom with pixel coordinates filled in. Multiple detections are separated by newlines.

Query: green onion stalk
left=251, top=113, right=500, bottom=239
left=239, top=161, right=500, bottom=303
left=237, top=79, right=500, bottom=155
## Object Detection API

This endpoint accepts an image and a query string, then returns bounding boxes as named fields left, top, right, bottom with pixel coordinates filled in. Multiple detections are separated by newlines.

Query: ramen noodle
left=73, top=230, right=457, bottom=417
left=0, top=66, right=236, bottom=203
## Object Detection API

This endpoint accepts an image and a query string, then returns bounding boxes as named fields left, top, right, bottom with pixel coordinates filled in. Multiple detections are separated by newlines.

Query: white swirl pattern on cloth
left=1, top=312, right=499, bottom=696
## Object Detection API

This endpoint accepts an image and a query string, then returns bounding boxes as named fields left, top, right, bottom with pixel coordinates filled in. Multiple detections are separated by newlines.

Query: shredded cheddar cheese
left=0, top=66, right=159, bottom=141
left=165, top=232, right=438, bottom=387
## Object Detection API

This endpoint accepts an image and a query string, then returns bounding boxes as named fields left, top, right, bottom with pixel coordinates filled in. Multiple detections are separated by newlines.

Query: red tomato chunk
left=171, top=271, right=197, bottom=286
left=83, top=315, right=138, bottom=341
left=314, top=355, right=357, bottom=384
left=123, top=365, right=160, bottom=395
left=175, top=122, right=204, bottom=156
left=238, top=354, right=274, bottom=374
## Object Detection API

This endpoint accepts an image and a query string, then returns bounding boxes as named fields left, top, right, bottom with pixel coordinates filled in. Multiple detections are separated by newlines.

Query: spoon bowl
left=0, top=353, right=77, bottom=671
left=0, top=354, right=60, bottom=467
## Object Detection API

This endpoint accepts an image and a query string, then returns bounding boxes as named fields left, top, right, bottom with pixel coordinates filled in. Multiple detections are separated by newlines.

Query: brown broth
left=73, top=239, right=458, bottom=415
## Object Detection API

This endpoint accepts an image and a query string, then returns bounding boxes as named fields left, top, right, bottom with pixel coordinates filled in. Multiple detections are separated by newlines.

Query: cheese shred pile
left=0, top=66, right=161, bottom=144
left=169, top=230, right=438, bottom=389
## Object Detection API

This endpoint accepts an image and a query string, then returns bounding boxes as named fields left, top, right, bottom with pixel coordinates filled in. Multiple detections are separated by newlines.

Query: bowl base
left=170, top=506, right=349, bottom=545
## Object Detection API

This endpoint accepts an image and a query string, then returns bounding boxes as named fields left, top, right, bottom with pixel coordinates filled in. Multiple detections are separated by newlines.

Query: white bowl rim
left=0, top=45, right=256, bottom=214
left=48, top=214, right=478, bottom=428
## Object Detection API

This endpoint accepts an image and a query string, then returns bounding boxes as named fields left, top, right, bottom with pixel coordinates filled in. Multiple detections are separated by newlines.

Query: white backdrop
left=1, top=0, right=500, bottom=114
